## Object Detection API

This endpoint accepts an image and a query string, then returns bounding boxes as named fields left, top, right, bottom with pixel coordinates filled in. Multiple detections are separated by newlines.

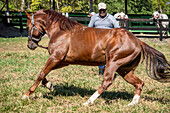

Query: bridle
left=28, top=14, right=44, bottom=42
left=153, top=15, right=159, bottom=19
left=28, top=14, right=48, bottom=49
left=152, top=13, right=159, bottom=19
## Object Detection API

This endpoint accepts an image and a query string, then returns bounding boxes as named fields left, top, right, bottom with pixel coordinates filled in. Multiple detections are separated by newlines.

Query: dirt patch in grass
left=0, top=23, right=28, bottom=37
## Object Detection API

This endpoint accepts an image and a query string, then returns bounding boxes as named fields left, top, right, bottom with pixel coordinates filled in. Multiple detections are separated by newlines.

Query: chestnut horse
left=22, top=9, right=170, bottom=106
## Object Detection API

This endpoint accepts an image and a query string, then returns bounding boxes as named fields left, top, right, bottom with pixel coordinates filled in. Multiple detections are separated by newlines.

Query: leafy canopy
left=0, top=0, right=169, bottom=15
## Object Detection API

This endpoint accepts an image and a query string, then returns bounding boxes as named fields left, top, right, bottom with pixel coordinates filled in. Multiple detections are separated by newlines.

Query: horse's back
left=160, top=14, right=169, bottom=26
left=160, top=14, right=168, bottom=19
left=65, top=26, right=113, bottom=65
left=65, top=26, right=141, bottom=66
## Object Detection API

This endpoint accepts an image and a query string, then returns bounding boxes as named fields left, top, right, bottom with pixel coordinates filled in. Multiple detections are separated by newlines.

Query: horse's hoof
left=128, top=102, right=137, bottom=106
left=21, top=95, right=29, bottom=100
left=128, top=102, right=134, bottom=106
left=128, top=95, right=140, bottom=106
left=46, top=82, right=53, bottom=90
left=83, top=100, right=94, bottom=106
left=83, top=102, right=89, bottom=106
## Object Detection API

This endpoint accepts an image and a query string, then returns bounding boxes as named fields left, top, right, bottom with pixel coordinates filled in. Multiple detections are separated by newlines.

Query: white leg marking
left=21, top=95, right=29, bottom=100
left=83, top=91, right=100, bottom=105
left=46, top=82, right=53, bottom=90
left=128, top=94, right=140, bottom=106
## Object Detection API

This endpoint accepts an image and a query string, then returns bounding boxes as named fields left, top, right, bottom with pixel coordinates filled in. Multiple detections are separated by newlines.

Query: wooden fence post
left=125, top=19, right=129, bottom=30
left=19, top=15, right=23, bottom=33
left=159, top=19, right=163, bottom=41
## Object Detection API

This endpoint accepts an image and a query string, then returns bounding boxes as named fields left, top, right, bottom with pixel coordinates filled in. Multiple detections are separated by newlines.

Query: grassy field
left=0, top=37, right=169, bottom=113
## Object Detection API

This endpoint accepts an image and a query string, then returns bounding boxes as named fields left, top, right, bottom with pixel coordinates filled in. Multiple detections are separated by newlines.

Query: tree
left=21, top=0, right=25, bottom=11
left=152, top=0, right=170, bottom=13
left=58, top=0, right=90, bottom=13
left=128, top=0, right=153, bottom=14
left=30, top=0, right=50, bottom=12
left=0, top=0, right=169, bottom=15
left=104, top=0, right=125, bottom=14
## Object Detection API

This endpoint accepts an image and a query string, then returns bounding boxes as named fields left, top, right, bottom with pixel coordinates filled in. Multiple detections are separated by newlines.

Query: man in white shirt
left=88, top=2, right=120, bottom=75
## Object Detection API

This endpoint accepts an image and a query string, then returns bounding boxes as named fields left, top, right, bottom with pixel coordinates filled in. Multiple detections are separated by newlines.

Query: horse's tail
left=139, top=41, right=170, bottom=83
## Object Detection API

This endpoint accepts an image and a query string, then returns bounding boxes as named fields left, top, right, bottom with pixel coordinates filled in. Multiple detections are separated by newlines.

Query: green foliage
left=102, top=0, right=125, bottom=14
left=128, top=0, right=153, bottom=14
left=0, top=0, right=170, bottom=14
left=0, top=1, right=19, bottom=11
left=30, top=0, right=50, bottom=12
left=8, top=1, right=17, bottom=11
left=30, top=0, right=41, bottom=11
left=58, top=0, right=90, bottom=13
left=61, top=6, right=72, bottom=13
left=152, top=0, right=170, bottom=13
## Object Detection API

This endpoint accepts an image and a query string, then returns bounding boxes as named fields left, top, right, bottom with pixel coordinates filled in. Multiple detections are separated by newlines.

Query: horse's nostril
left=27, top=44, right=32, bottom=50
left=27, top=45, right=30, bottom=49
left=27, top=44, right=36, bottom=50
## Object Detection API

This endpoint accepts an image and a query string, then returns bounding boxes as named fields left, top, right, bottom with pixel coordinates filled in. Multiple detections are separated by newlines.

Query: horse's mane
left=43, top=9, right=78, bottom=30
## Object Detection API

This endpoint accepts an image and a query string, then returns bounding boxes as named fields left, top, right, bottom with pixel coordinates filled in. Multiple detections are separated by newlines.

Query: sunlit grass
left=0, top=37, right=169, bottom=112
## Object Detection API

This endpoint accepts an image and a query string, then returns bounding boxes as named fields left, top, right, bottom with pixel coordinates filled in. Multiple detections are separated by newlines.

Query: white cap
left=98, top=3, right=106, bottom=10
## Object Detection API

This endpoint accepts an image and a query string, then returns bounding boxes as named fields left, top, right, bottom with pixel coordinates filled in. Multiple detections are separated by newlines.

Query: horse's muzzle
left=27, top=40, right=38, bottom=50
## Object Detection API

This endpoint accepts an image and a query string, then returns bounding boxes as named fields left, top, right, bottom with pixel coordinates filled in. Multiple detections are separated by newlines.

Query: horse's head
left=114, top=12, right=128, bottom=19
left=119, top=12, right=128, bottom=19
left=152, top=11, right=160, bottom=19
left=25, top=11, right=46, bottom=50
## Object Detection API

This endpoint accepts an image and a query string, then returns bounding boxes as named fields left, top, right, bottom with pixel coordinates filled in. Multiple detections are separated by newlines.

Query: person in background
left=88, top=2, right=120, bottom=76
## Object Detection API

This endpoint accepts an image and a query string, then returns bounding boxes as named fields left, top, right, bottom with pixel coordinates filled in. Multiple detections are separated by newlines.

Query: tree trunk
left=90, top=0, right=93, bottom=12
left=21, top=0, right=25, bottom=11
left=158, top=0, right=162, bottom=13
left=56, top=0, right=59, bottom=11
left=49, top=0, right=52, bottom=9
left=27, top=0, right=30, bottom=11
left=53, top=0, right=55, bottom=10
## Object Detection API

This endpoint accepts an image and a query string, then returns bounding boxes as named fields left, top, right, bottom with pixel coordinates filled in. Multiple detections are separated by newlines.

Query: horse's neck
left=159, top=14, right=163, bottom=19
left=46, top=23, right=61, bottom=39
left=46, top=24, right=73, bottom=40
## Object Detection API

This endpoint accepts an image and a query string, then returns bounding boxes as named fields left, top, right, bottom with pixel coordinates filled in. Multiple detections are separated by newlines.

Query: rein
left=37, top=44, right=48, bottom=49
left=28, top=14, right=48, bottom=50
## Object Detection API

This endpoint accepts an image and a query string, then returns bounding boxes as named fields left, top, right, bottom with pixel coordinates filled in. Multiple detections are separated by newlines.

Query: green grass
left=0, top=37, right=169, bottom=112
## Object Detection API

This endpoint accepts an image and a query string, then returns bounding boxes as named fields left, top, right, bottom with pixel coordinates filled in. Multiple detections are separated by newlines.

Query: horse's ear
left=25, top=11, right=30, bottom=18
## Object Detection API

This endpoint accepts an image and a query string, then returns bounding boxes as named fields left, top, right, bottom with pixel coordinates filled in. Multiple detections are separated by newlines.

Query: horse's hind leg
left=166, top=25, right=168, bottom=36
left=117, top=54, right=144, bottom=106
left=117, top=55, right=144, bottom=105
left=120, top=70, right=144, bottom=106
left=83, top=62, right=119, bottom=105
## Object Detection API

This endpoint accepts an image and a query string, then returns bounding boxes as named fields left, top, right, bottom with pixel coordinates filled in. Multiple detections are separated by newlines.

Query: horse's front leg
left=41, top=62, right=68, bottom=90
left=42, top=78, right=53, bottom=90
left=21, top=56, right=61, bottom=99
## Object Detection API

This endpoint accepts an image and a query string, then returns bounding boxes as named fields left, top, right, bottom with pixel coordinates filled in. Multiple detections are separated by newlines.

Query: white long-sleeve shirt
left=88, top=13, right=120, bottom=29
